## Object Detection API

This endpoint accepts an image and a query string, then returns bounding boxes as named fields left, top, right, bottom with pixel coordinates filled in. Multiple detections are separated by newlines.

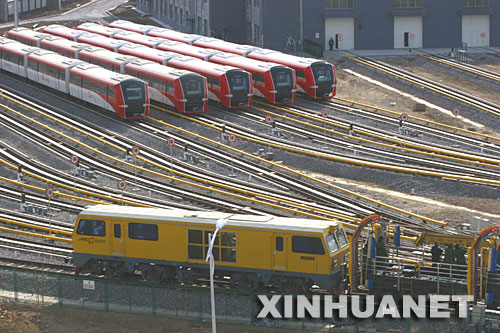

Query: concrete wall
left=209, top=0, right=245, bottom=42
left=491, top=0, right=500, bottom=47
left=261, top=0, right=300, bottom=52
left=140, top=0, right=499, bottom=50
left=422, top=0, right=461, bottom=48
left=267, top=0, right=499, bottom=51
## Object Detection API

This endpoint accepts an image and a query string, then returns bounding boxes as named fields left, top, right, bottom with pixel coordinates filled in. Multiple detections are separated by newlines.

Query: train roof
left=42, top=25, right=246, bottom=78
left=107, top=21, right=331, bottom=71
left=0, top=36, right=142, bottom=86
left=79, top=205, right=340, bottom=233
left=6, top=29, right=193, bottom=80
left=108, top=20, right=159, bottom=35
left=77, top=23, right=271, bottom=75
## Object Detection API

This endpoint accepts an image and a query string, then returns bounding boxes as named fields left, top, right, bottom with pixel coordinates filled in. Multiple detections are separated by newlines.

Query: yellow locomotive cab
left=72, top=205, right=349, bottom=293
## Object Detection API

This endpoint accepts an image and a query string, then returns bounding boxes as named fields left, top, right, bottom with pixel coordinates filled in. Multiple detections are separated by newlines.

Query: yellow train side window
left=292, top=236, right=325, bottom=255
left=187, top=229, right=236, bottom=262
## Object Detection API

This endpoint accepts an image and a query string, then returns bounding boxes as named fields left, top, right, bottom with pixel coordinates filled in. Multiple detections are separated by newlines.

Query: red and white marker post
left=228, top=134, right=236, bottom=177
left=46, top=186, right=54, bottom=233
left=118, top=179, right=127, bottom=205
left=131, top=146, right=140, bottom=189
left=70, top=154, right=79, bottom=194
left=322, top=110, right=329, bottom=147
left=167, top=137, right=176, bottom=176
left=265, top=115, right=274, bottom=154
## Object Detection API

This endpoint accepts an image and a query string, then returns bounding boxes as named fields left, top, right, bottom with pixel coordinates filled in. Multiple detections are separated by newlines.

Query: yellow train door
left=273, top=234, right=287, bottom=271
left=112, top=222, right=125, bottom=256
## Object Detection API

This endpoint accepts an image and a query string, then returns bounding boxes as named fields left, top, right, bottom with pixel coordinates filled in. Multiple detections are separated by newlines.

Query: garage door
left=462, top=15, right=489, bottom=47
left=394, top=16, right=422, bottom=49
left=325, top=17, right=354, bottom=50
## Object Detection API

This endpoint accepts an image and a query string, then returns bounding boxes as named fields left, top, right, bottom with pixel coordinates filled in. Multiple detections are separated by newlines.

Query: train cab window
left=276, top=237, right=283, bottom=251
left=76, top=219, right=106, bottom=237
left=128, top=223, right=158, bottom=241
left=114, top=224, right=121, bottom=238
left=275, top=71, right=292, bottom=87
left=336, top=228, right=348, bottom=248
left=326, top=233, right=339, bottom=253
left=292, top=236, right=325, bottom=255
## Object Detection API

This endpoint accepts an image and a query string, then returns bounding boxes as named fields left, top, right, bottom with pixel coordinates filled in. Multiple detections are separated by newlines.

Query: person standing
left=431, top=243, right=442, bottom=268
left=443, top=244, right=455, bottom=276
left=376, top=236, right=388, bottom=270
left=454, top=244, right=467, bottom=276
left=329, top=37, right=334, bottom=51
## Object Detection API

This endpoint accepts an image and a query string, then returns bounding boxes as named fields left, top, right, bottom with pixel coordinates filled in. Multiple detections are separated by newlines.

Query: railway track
left=0, top=71, right=456, bottom=235
left=417, top=51, right=500, bottom=83
left=345, top=54, right=500, bottom=118
left=247, top=103, right=500, bottom=177
left=0, top=81, right=364, bottom=221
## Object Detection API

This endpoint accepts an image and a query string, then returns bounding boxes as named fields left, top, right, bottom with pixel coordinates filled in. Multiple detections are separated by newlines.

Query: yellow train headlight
left=332, top=259, right=338, bottom=268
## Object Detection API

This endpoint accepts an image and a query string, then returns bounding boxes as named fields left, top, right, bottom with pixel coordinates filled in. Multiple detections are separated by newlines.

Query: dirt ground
left=0, top=302, right=300, bottom=333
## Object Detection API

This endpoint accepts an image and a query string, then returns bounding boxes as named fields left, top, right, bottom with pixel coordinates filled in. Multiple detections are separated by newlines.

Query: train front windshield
left=227, top=70, right=251, bottom=107
left=121, top=79, right=147, bottom=118
left=311, top=62, right=334, bottom=98
left=270, top=67, right=294, bottom=103
left=180, top=74, right=206, bottom=112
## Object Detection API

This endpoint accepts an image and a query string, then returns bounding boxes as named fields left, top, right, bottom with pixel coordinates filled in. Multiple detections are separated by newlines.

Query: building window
left=393, top=0, right=422, bottom=7
left=187, top=229, right=236, bottom=262
left=462, top=0, right=489, bottom=6
left=180, top=9, right=183, bottom=25
left=325, top=0, right=354, bottom=9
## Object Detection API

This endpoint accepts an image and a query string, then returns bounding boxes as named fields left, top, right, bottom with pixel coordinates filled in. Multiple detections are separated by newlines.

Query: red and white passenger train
left=5, top=28, right=208, bottom=113
left=38, top=25, right=253, bottom=109
left=108, top=20, right=336, bottom=99
left=0, top=36, right=149, bottom=119
left=76, top=23, right=297, bottom=105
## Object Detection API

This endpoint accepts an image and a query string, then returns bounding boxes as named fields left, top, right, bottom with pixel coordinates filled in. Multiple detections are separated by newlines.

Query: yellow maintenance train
left=72, top=205, right=349, bottom=294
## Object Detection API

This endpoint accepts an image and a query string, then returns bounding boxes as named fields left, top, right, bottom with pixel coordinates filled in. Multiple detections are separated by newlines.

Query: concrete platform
left=324, top=47, right=500, bottom=59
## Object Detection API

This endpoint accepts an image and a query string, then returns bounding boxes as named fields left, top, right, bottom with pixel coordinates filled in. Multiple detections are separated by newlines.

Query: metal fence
left=0, top=266, right=328, bottom=331
left=0, top=266, right=491, bottom=332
